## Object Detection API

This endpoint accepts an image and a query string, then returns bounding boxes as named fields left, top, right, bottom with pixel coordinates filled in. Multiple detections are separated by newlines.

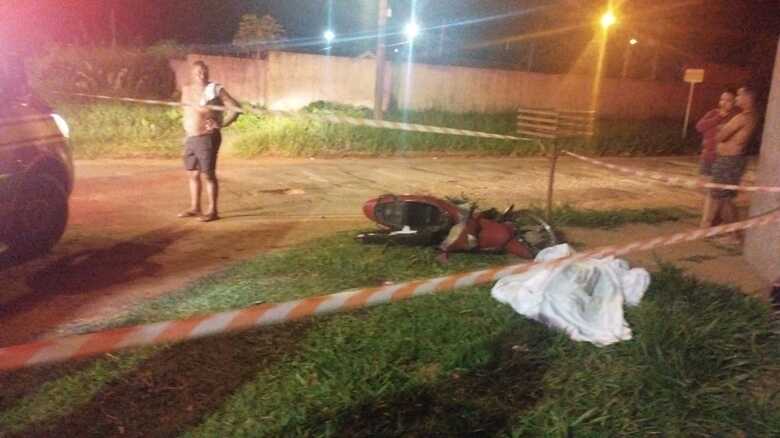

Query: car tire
left=7, top=174, right=69, bottom=257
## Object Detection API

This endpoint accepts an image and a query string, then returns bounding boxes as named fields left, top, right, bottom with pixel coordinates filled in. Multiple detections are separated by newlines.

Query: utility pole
left=650, top=42, right=660, bottom=80
left=374, top=0, right=389, bottom=120
left=110, top=5, right=118, bottom=50
left=526, top=41, right=535, bottom=72
left=650, top=46, right=660, bottom=81
left=438, top=19, right=445, bottom=58
left=621, top=43, right=632, bottom=78
left=621, top=50, right=629, bottom=78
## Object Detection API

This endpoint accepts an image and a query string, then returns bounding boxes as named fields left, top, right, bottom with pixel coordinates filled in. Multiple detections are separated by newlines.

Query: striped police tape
left=2, top=209, right=779, bottom=371
left=57, top=93, right=780, bottom=194
left=564, top=151, right=780, bottom=193
left=56, top=92, right=533, bottom=142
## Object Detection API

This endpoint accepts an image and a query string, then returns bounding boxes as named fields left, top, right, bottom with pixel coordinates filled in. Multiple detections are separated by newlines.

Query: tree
left=233, top=14, right=286, bottom=46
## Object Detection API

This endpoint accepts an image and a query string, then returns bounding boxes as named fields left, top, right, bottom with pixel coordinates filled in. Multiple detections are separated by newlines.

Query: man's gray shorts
left=699, top=159, right=714, bottom=176
left=183, top=131, right=222, bottom=176
left=710, top=155, right=746, bottom=199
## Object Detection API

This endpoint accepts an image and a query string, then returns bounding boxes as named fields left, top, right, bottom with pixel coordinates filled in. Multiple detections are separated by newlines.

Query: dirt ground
left=0, top=155, right=769, bottom=347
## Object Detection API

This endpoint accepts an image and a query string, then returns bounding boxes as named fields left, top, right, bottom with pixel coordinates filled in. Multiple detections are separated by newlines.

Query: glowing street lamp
left=592, top=10, right=616, bottom=113
left=622, top=38, right=639, bottom=78
left=404, top=22, right=420, bottom=41
left=600, top=11, right=616, bottom=29
left=323, top=30, right=335, bottom=43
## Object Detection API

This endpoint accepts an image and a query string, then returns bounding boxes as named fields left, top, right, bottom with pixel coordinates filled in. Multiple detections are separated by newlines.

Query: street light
left=404, top=22, right=420, bottom=41
left=323, top=30, right=335, bottom=43
left=592, top=10, right=615, bottom=113
left=600, top=11, right=616, bottom=29
left=622, top=38, right=638, bottom=78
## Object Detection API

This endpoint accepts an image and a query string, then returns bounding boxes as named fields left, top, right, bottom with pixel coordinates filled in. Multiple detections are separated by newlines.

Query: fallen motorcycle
left=356, top=194, right=560, bottom=260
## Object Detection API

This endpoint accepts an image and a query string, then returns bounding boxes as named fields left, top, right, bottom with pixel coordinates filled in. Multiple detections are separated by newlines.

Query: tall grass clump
left=522, top=204, right=695, bottom=229
left=560, top=117, right=698, bottom=156
left=29, top=45, right=177, bottom=99
left=226, top=103, right=698, bottom=157
left=52, top=100, right=183, bottom=158
left=52, top=99, right=698, bottom=159
left=228, top=102, right=526, bottom=156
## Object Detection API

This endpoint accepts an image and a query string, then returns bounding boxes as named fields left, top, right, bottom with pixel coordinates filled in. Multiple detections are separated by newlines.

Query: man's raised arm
left=715, top=115, right=744, bottom=143
left=218, top=89, right=242, bottom=128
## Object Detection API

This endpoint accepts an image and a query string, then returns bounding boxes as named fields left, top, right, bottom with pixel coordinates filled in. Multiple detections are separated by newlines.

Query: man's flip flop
left=178, top=210, right=201, bottom=218
left=200, top=213, right=220, bottom=222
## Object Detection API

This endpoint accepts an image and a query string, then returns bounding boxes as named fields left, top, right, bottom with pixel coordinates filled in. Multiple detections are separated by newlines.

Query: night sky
left=3, top=1, right=779, bottom=80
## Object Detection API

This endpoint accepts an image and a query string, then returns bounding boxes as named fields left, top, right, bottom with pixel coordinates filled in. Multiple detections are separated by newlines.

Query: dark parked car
left=0, top=53, right=73, bottom=257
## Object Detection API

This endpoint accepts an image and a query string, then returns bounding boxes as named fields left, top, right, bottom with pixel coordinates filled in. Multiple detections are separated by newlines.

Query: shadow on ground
left=0, top=227, right=189, bottom=322
left=26, top=228, right=191, bottom=295
left=0, top=227, right=191, bottom=348
left=297, top=324, right=551, bottom=437
left=8, top=321, right=312, bottom=438
left=5, top=322, right=553, bottom=438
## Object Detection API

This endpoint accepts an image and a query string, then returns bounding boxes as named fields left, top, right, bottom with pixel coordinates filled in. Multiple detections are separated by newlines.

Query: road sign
left=684, top=68, right=705, bottom=83
left=682, top=69, right=705, bottom=137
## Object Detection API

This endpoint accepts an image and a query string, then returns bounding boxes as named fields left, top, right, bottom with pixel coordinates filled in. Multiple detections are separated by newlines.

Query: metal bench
left=516, top=107, right=596, bottom=220
left=516, top=107, right=595, bottom=140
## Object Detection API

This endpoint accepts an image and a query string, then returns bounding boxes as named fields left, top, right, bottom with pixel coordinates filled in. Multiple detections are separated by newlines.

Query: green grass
left=529, top=204, right=696, bottom=229
left=559, top=117, right=698, bottom=157
left=1, top=227, right=778, bottom=437
left=106, top=234, right=516, bottom=327
left=229, top=105, right=527, bottom=157
left=50, top=99, right=697, bottom=159
left=53, top=100, right=184, bottom=159
left=0, top=352, right=151, bottom=434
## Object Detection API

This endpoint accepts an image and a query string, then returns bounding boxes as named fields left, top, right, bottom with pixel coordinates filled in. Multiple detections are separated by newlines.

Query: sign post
left=374, top=0, right=389, bottom=120
left=682, top=68, right=705, bottom=138
left=546, top=140, right=559, bottom=222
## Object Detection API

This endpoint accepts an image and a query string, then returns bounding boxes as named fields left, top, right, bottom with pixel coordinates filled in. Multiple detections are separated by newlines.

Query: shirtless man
left=179, top=61, right=241, bottom=222
left=696, top=88, right=737, bottom=227
left=703, top=85, right=759, bottom=241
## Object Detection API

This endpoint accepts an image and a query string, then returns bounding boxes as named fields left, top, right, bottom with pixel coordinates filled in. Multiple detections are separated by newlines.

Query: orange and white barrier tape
left=2, top=210, right=779, bottom=372
left=564, top=151, right=780, bottom=193
left=56, top=92, right=532, bottom=142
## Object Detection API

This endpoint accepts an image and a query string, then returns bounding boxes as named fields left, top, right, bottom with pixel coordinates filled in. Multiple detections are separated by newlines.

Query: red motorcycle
left=357, top=194, right=559, bottom=260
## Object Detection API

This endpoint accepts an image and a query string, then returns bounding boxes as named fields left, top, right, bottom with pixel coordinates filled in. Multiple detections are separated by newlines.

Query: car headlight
left=51, top=113, right=70, bottom=138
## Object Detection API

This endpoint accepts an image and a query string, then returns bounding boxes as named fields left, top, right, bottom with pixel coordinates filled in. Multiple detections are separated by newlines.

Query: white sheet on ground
left=491, top=244, right=650, bottom=346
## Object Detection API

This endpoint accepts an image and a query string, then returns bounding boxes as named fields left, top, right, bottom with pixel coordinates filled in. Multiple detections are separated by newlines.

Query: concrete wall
left=169, top=58, right=189, bottom=93
left=745, top=37, right=780, bottom=284
left=171, top=50, right=736, bottom=121
left=265, top=51, right=384, bottom=111
left=394, top=60, right=725, bottom=119
left=172, top=52, right=388, bottom=110
left=172, top=54, right=266, bottom=104
left=393, top=63, right=565, bottom=113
